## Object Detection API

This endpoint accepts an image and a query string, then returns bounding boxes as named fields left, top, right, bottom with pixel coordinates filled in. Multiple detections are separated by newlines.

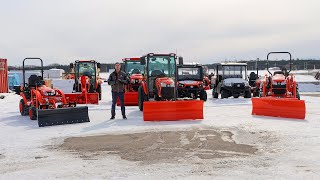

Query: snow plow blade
left=251, top=97, right=306, bottom=119
left=65, top=93, right=99, bottom=104
left=117, top=92, right=138, bottom=106
left=37, top=106, right=90, bottom=127
left=143, top=100, right=204, bottom=121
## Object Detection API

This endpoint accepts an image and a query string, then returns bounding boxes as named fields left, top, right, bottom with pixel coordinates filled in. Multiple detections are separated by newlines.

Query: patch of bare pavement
left=57, top=127, right=276, bottom=164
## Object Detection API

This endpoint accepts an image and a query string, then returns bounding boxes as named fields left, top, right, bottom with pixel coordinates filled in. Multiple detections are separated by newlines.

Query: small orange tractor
left=65, top=60, right=102, bottom=104
left=138, top=53, right=204, bottom=121
left=116, top=58, right=144, bottom=106
left=177, top=64, right=207, bottom=101
left=18, top=58, right=89, bottom=127
left=251, top=52, right=306, bottom=119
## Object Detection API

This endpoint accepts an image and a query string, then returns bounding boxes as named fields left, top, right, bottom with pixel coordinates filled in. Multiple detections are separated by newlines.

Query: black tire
left=19, top=99, right=29, bottom=116
left=97, top=84, right=102, bottom=100
left=29, top=106, right=37, bottom=120
left=233, top=95, right=239, bottom=98
left=244, top=90, right=252, bottom=98
left=138, top=86, right=144, bottom=111
left=200, top=91, right=207, bottom=101
left=221, top=89, right=228, bottom=99
left=296, top=90, right=301, bottom=100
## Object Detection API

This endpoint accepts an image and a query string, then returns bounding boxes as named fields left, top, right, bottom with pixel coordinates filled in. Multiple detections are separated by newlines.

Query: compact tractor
left=252, top=52, right=305, bottom=119
left=18, top=58, right=89, bottom=127
left=117, top=58, right=144, bottom=106
left=65, top=60, right=102, bottom=104
left=137, top=53, right=204, bottom=121
left=177, top=64, right=207, bottom=101
left=211, top=63, right=251, bottom=99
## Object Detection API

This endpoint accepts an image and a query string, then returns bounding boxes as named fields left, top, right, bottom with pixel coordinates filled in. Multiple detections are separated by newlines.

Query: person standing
left=107, top=62, right=128, bottom=119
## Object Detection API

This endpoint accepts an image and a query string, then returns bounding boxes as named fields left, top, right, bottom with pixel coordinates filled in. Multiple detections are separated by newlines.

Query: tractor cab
left=212, top=63, right=251, bottom=99
left=122, top=58, right=145, bottom=91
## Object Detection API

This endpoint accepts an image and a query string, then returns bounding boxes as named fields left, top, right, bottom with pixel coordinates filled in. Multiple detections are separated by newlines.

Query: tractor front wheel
left=29, top=106, right=37, bottom=120
left=138, top=86, right=145, bottom=111
left=244, top=90, right=252, bottom=98
left=19, top=99, right=29, bottom=116
left=200, top=91, right=207, bottom=101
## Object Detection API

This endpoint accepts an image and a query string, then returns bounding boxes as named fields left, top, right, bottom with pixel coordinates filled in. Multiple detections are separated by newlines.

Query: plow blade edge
left=143, top=100, right=204, bottom=121
left=38, top=106, right=90, bottom=127
left=251, top=97, right=306, bottom=120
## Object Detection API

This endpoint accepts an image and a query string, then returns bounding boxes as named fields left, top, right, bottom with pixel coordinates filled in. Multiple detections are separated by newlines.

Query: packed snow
left=0, top=72, right=319, bottom=179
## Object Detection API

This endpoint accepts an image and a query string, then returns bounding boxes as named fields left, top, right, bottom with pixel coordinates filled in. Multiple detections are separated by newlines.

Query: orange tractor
left=251, top=52, right=306, bottom=119
left=116, top=58, right=144, bottom=106
left=18, top=58, right=89, bottom=127
left=65, top=60, right=102, bottom=105
left=138, top=53, right=204, bottom=121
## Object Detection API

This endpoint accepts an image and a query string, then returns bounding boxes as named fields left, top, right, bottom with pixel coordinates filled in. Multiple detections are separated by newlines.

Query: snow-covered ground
left=0, top=72, right=320, bottom=179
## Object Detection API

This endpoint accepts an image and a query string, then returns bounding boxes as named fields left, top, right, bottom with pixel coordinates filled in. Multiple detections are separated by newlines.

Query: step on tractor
left=116, top=58, right=144, bottom=106
left=251, top=52, right=305, bottom=119
left=177, top=64, right=207, bottom=101
left=211, top=63, right=251, bottom=99
left=138, top=53, right=204, bottom=121
left=18, top=58, right=89, bottom=127
left=65, top=60, right=102, bottom=104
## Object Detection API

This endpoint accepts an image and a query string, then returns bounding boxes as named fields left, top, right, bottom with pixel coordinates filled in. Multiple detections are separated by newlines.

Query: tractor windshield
left=148, top=56, right=175, bottom=78
left=76, top=62, right=96, bottom=78
left=222, top=65, right=247, bottom=80
left=125, top=60, right=144, bottom=74
left=177, top=67, right=202, bottom=81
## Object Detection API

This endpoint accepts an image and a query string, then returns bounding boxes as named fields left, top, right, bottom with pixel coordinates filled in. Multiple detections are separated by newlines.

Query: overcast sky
left=1, top=0, right=320, bottom=65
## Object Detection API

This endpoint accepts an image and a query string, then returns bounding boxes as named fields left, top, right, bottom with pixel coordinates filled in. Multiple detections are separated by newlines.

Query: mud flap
left=251, top=97, right=306, bottom=120
left=65, top=93, right=99, bottom=104
left=143, top=100, right=204, bottom=121
left=117, top=92, right=138, bottom=106
left=37, top=106, right=90, bottom=127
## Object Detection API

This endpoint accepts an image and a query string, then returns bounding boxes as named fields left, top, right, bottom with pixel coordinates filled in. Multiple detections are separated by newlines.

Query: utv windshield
left=125, top=60, right=144, bottom=74
left=177, top=67, right=202, bottom=81
left=147, top=56, right=175, bottom=78
left=222, top=65, right=247, bottom=80
left=76, top=62, right=96, bottom=78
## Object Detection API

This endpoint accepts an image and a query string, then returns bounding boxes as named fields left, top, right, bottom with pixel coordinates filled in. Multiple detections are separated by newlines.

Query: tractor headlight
left=178, top=83, right=184, bottom=87
left=44, top=90, right=56, bottom=96
left=161, top=82, right=174, bottom=87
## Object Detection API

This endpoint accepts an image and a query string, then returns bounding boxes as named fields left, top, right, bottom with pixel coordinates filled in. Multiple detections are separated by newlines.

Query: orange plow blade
left=117, top=92, right=138, bottom=106
left=143, top=100, right=204, bottom=121
left=251, top=97, right=306, bottom=119
left=65, top=93, right=99, bottom=105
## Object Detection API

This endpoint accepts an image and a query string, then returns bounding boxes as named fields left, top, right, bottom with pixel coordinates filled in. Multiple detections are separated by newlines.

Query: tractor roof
left=122, top=58, right=140, bottom=61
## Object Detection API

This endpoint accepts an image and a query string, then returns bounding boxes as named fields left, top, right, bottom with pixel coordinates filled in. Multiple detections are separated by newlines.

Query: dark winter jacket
left=107, top=70, right=128, bottom=92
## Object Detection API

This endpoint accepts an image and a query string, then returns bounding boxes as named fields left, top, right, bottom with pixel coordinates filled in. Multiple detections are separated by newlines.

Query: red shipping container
left=0, top=58, right=8, bottom=93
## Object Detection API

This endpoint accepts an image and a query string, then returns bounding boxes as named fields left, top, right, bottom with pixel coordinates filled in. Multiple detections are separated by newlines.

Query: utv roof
left=215, top=62, right=247, bottom=66
left=122, top=58, right=140, bottom=61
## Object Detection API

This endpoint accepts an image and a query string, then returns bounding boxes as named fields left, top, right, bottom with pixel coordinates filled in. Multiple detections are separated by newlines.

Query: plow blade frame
left=117, top=92, right=138, bottom=106
left=38, top=106, right=90, bottom=127
left=252, top=97, right=306, bottom=120
left=65, top=93, right=99, bottom=104
left=143, top=100, right=204, bottom=121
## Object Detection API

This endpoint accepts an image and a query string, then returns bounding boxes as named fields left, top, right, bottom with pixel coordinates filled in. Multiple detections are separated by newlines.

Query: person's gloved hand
left=118, top=79, right=126, bottom=84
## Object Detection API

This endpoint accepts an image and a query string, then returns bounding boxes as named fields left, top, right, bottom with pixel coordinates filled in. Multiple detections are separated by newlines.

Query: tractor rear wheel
left=138, top=86, right=145, bottom=111
left=19, top=99, right=29, bottom=116
left=200, top=91, right=207, bottom=101
left=29, top=106, right=37, bottom=120
left=296, top=89, right=301, bottom=100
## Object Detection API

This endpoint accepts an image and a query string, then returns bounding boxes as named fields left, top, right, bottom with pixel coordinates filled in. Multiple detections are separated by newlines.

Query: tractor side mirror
left=97, top=63, right=101, bottom=69
left=70, top=63, right=74, bottom=69
left=178, top=57, right=183, bottom=65
left=140, top=57, right=146, bottom=65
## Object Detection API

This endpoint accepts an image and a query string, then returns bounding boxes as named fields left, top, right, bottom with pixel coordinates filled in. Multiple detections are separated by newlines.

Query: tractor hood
left=155, top=77, right=174, bottom=87
left=178, top=80, right=202, bottom=85
left=272, top=74, right=286, bottom=82
left=130, top=74, right=143, bottom=80
left=38, top=86, right=56, bottom=96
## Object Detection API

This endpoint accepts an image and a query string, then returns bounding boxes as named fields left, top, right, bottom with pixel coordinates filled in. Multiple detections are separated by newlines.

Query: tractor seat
left=249, top=72, right=257, bottom=81
left=28, top=75, right=44, bottom=87
left=151, top=70, right=165, bottom=77
left=131, top=68, right=141, bottom=74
